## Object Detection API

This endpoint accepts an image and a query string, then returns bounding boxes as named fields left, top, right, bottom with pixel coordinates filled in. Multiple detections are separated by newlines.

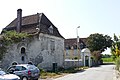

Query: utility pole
left=76, top=26, right=80, bottom=68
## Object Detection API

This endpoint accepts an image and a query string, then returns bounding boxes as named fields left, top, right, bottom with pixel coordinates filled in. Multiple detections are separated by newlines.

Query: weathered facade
left=64, top=38, right=87, bottom=60
left=64, top=38, right=92, bottom=68
left=1, top=9, right=64, bottom=70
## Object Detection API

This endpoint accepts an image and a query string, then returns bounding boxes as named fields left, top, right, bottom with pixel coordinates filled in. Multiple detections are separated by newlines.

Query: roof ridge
left=66, top=38, right=87, bottom=40
left=22, top=13, right=42, bottom=18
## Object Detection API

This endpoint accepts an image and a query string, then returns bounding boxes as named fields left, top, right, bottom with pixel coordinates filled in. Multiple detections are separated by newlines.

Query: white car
left=0, top=70, right=20, bottom=80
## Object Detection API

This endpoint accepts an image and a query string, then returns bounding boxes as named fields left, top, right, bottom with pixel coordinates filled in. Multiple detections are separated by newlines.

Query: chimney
left=16, top=9, right=22, bottom=32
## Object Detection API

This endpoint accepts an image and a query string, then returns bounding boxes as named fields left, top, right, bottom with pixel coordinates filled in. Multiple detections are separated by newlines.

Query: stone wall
left=64, top=60, right=83, bottom=69
left=1, top=33, right=64, bottom=70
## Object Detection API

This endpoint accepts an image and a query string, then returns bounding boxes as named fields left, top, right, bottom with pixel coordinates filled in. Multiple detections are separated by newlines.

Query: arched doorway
left=85, top=56, right=89, bottom=66
left=81, top=48, right=91, bottom=67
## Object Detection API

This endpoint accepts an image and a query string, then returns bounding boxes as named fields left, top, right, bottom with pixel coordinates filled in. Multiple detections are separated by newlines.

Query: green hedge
left=102, top=57, right=113, bottom=62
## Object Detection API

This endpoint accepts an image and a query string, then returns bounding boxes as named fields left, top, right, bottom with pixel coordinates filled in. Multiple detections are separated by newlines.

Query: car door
left=14, top=66, right=25, bottom=76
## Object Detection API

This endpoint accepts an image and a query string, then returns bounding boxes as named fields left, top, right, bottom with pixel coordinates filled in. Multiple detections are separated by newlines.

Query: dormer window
left=48, top=25, right=53, bottom=34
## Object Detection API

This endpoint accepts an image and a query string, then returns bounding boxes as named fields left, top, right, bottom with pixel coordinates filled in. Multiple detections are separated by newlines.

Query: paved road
left=54, top=64, right=115, bottom=80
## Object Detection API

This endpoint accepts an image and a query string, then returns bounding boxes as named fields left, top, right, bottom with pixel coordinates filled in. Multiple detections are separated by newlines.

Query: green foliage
left=92, top=51, right=102, bottom=63
left=111, top=34, right=120, bottom=60
left=0, top=46, right=6, bottom=60
left=3, top=31, right=29, bottom=45
left=0, top=31, right=29, bottom=60
left=115, top=57, right=120, bottom=71
left=87, top=33, right=113, bottom=65
left=102, top=57, right=113, bottom=63
left=102, top=54, right=111, bottom=58
left=40, top=67, right=86, bottom=79
left=111, top=34, right=120, bottom=71
left=114, top=33, right=118, bottom=42
left=87, top=33, right=113, bottom=52
left=40, top=71, right=58, bottom=79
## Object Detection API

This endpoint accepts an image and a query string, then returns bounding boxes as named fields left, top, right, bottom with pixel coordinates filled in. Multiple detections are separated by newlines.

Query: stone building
left=64, top=38, right=92, bottom=68
left=1, top=9, right=64, bottom=70
left=64, top=38, right=87, bottom=59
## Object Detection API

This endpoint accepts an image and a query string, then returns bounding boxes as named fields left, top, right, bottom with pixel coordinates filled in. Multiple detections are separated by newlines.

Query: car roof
left=15, top=64, right=29, bottom=66
left=13, top=64, right=36, bottom=68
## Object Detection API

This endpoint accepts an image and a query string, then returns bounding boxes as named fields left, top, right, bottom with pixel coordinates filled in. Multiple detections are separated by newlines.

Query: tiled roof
left=65, top=38, right=87, bottom=49
left=2, top=13, right=64, bottom=38
left=6, top=14, right=39, bottom=28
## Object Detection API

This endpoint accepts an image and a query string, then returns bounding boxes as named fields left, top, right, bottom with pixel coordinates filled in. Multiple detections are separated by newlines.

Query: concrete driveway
left=54, top=64, right=115, bottom=80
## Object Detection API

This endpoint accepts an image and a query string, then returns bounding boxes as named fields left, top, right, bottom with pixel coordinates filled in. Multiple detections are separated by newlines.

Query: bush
left=102, top=57, right=113, bottom=63
left=115, top=57, right=120, bottom=71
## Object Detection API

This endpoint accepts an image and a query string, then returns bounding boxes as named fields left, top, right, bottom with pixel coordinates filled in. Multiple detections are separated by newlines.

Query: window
left=21, top=56, right=24, bottom=61
left=48, top=25, right=53, bottom=34
left=15, top=66, right=26, bottom=71
left=21, top=47, right=25, bottom=54
left=50, top=40, right=55, bottom=52
left=22, top=66, right=26, bottom=70
left=28, top=65, right=36, bottom=70
left=21, top=47, right=26, bottom=61
left=15, top=66, right=21, bottom=71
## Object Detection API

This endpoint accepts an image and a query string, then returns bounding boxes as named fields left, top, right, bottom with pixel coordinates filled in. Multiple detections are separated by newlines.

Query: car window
left=22, top=66, right=26, bottom=70
left=15, top=66, right=26, bottom=71
left=15, top=66, right=21, bottom=71
left=28, top=65, right=36, bottom=70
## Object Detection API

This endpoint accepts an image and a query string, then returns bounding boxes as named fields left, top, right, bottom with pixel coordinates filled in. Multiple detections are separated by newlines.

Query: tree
left=114, top=33, right=118, bottom=42
left=92, top=51, right=101, bottom=61
left=111, top=34, right=120, bottom=60
left=87, top=33, right=113, bottom=65
left=115, top=45, right=120, bottom=57
left=87, top=33, right=113, bottom=52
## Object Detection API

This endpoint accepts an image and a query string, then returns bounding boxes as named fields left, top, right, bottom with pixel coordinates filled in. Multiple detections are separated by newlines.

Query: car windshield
left=27, top=65, right=36, bottom=70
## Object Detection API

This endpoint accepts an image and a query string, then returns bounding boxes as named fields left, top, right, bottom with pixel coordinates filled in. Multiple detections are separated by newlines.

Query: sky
left=0, top=0, right=120, bottom=54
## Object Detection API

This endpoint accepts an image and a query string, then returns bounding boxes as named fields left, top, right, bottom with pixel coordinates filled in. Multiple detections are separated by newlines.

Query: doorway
left=85, top=56, right=89, bottom=66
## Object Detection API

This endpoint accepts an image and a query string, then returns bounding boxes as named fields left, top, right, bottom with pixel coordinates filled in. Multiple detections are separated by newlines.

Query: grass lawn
left=40, top=67, right=88, bottom=79
left=102, top=57, right=114, bottom=63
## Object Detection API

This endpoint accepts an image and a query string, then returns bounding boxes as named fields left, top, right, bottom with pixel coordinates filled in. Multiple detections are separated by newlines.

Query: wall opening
left=21, top=47, right=25, bottom=54
left=21, top=56, right=24, bottom=61
left=21, top=47, right=26, bottom=62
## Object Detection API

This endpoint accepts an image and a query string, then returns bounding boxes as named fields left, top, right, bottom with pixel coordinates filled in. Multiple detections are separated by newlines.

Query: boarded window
left=50, top=40, right=55, bottom=52
left=41, top=37, right=48, bottom=50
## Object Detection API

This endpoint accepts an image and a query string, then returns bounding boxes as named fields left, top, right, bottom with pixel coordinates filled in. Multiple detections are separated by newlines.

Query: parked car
left=0, top=70, right=20, bottom=80
left=7, top=64, right=40, bottom=80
